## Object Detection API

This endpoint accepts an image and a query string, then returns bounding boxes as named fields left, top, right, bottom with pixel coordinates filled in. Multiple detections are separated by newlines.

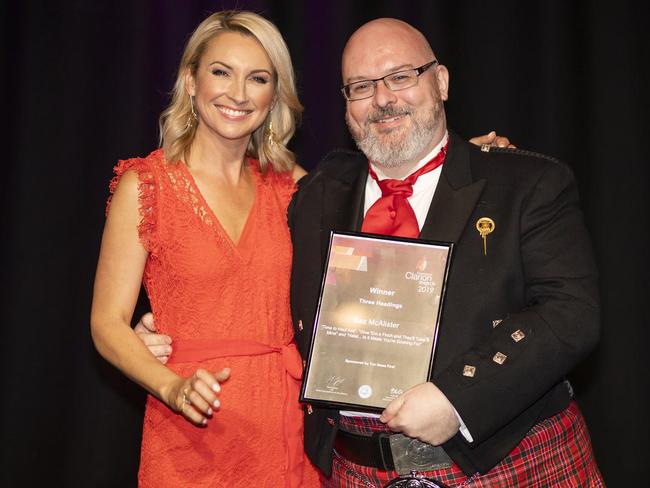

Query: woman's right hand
left=164, top=368, right=231, bottom=426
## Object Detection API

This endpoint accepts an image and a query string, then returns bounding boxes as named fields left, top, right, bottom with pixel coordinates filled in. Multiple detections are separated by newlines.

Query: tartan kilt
left=321, top=401, right=604, bottom=487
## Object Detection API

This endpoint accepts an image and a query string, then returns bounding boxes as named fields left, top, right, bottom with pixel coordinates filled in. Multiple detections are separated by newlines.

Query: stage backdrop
left=1, top=1, right=647, bottom=486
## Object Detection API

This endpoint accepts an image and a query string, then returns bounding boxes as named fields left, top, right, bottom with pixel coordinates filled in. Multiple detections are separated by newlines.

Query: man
left=138, top=18, right=603, bottom=486
left=286, top=18, right=603, bottom=486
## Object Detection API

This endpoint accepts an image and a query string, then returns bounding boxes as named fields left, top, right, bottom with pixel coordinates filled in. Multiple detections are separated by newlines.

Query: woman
left=91, top=11, right=320, bottom=487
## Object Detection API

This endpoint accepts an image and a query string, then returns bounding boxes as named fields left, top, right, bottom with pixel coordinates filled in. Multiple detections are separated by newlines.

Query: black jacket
left=288, top=132, right=599, bottom=476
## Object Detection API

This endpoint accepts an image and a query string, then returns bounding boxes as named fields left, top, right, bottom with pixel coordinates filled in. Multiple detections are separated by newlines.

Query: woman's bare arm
left=90, top=170, right=227, bottom=426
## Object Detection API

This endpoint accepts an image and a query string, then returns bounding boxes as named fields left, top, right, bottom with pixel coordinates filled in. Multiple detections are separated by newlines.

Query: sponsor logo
left=358, top=385, right=373, bottom=399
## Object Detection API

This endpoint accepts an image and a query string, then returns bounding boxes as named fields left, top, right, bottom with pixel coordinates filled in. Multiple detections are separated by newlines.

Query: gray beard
left=347, top=105, right=439, bottom=169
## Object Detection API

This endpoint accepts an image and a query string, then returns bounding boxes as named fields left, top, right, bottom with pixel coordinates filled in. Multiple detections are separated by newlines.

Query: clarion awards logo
left=405, top=256, right=433, bottom=284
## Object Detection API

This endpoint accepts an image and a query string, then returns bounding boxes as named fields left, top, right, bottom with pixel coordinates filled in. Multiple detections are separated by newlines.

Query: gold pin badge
left=476, top=217, right=495, bottom=255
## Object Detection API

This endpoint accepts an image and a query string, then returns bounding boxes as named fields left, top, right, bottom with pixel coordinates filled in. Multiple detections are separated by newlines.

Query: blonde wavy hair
left=159, top=11, right=303, bottom=173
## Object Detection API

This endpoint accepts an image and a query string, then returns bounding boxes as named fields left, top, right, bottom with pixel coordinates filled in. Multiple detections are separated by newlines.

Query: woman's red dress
left=109, top=149, right=320, bottom=487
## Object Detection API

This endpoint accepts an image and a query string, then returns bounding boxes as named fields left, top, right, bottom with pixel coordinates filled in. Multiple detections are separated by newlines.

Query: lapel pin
left=476, top=217, right=495, bottom=255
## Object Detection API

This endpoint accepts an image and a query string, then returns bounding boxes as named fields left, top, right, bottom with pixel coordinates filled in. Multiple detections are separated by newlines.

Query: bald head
left=342, top=19, right=435, bottom=83
left=341, top=18, right=449, bottom=175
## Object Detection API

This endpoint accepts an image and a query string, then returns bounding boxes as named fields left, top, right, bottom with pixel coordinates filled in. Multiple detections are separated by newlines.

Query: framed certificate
left=300, top=231, right=454, bottom=412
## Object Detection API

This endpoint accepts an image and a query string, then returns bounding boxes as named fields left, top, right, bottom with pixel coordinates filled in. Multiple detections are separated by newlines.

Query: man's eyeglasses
left=341, top=60, right=438, bottom=101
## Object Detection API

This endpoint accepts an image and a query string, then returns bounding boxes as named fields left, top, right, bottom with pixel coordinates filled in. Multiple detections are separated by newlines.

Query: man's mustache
left=366, top=106, right=412, bottom=125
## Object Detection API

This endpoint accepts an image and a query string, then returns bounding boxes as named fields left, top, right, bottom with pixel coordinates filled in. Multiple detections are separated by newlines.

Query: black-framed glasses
left=341, top=60, right=438, bottom=101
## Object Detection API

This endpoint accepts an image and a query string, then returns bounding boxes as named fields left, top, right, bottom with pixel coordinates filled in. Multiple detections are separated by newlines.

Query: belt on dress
left=168, top=338, right=304, bottom=488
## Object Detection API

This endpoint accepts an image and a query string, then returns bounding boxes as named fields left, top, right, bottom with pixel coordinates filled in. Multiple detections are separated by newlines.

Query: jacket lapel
left=419, top=133, right=485, bottom=243
left=318, top=152, right=368, bottom=261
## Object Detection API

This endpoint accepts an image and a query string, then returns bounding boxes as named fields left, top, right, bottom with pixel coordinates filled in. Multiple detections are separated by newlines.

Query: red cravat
left=361, top=142, right=448, bottom=238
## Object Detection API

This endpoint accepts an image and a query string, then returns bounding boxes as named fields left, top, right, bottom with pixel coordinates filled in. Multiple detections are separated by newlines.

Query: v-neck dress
left=109, top=149, right=320, bottom=487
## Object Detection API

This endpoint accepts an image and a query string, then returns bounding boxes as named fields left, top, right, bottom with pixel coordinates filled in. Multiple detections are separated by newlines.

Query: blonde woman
left=91, top=11, right=319, bottom=487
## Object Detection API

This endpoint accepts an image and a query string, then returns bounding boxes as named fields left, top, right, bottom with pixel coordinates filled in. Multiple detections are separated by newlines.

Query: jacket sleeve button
left=493, top=352, right=507, bottom=364
left=462, top=365, right=476, bottom=377
left=511, top=330, right=525, bottom=342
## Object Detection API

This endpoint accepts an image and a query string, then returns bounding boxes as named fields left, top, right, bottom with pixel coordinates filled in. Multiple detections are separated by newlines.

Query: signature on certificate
left=326, top=375, right=345, bottom=389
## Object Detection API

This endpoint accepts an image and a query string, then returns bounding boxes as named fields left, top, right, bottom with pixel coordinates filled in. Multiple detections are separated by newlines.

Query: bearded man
left=287, top=18, right=603, bottom=487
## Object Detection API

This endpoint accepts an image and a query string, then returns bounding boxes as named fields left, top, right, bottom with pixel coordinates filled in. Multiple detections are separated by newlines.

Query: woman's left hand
left=469, top=131, right=515, bottom=148
left=164, top=368, right=231, bottom=426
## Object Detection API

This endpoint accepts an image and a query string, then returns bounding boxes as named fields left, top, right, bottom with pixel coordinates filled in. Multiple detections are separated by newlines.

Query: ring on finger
left=181, top=387, right=191, bottom=405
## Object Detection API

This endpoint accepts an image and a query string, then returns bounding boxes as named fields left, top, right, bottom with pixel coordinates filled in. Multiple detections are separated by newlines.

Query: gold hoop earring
left=185, top=95, right=198, bottom=130
left=266, top=120, right=277, bottom=147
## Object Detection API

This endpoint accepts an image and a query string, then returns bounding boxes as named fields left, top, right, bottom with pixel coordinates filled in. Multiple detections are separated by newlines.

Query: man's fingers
left=134, top=312, right=157, bottom=334
left=380, top=396, right=404, bottom=424
left=139, top=333, right=172, bottom=346
left=386, top=415, right=406, bottom=433
left=384, top=407, right=407, bottom=433
left=148, top=344, right=173, bottom=358
left=133, top=321, right=148, bottom=334
left=141, top=312, right=155, bottom=329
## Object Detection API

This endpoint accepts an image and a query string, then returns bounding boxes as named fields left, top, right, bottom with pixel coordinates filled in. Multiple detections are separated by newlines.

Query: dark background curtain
left=1, top=0, right=647, bottom=486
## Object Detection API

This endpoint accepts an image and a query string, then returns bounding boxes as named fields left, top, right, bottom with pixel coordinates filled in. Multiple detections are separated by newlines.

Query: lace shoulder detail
left=107, top=149, right=163, bottom=254
left=255, top=159, right=298, bottom=209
